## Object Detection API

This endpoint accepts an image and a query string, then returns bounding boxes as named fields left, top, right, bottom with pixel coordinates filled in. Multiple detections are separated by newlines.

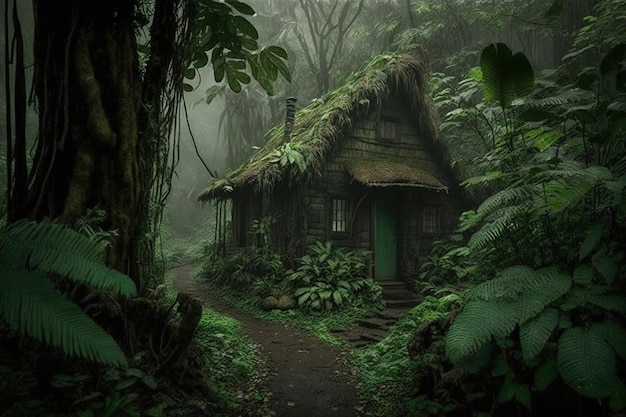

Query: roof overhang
left=346, top=159, right=448, bottom=192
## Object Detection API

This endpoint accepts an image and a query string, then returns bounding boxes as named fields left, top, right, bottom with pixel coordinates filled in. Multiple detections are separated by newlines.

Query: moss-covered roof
left=198, top=53, right=442, bottom=201
left=346, top=159, right=446, bottom=190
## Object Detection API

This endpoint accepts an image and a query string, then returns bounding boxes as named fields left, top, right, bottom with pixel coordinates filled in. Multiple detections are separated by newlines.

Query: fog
left=2, top=0, right=597, bottom=236
left=166, top=0, right=595, bottom=238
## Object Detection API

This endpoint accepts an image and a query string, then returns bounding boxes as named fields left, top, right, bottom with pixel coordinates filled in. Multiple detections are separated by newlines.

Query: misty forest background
left=1, top=0, right=625, bottom=417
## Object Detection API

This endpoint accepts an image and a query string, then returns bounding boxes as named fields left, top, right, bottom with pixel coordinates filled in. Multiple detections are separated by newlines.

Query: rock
left=277, top=295, right=295, bottom=310
left=261, top=296, right=279, bottom=311
left=269, top=288, right=283, bottom=299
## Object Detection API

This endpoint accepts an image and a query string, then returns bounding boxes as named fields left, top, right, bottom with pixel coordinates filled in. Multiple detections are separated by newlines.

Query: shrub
left=287, top=241, right=383, bottom=312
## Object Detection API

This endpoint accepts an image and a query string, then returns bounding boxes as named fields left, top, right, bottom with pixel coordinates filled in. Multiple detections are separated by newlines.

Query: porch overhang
left=346, top=159, right=448, bottom=192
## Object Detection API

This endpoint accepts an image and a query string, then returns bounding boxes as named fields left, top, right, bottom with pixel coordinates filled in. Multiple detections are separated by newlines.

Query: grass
left=354, top=292, right=462, bottom=417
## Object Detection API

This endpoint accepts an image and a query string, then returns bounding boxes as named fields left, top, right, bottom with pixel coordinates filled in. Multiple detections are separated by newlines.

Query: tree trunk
left=26, top=2, right=144, bottom=283
left=18, top=1, right=183, bottom=290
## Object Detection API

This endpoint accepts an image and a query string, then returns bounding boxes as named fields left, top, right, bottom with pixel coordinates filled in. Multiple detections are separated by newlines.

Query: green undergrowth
left=190, top=267, right=374, bottom=347
left=355, top=289, right=462, bottom=417
left=161, top=273, right=270, bottom=417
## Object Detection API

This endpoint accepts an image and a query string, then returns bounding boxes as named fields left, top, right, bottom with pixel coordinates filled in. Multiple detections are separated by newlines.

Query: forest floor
left=171, top=263, right=363, bottom=417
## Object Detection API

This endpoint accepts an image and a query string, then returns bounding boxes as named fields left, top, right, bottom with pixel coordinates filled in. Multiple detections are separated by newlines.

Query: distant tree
left=286, top=0, right=365, bottom=95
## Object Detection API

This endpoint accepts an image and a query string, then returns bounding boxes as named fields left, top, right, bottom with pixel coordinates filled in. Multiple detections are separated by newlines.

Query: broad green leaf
left=184, top=68, right=196, bottom=80
left=193, top=51, right=208, bottom=69
left=514, top=384, right=532, bottom=409
left=535, top=358, right=558, bottom=390
left=578, top=223, right=606, bottom=261
left=233, top=16, right=258, bottom=39
left=480, top=43, right=534, bottom=108
left=558, top=326, right=617, bottom=399
left=226, top=0, right=256, bottom=15
left=268, top=45, right=288, bottom=60
left=594, top=254, right=618, bottom=284
left=591, top=321, right=626, bottom=359
left=573, top=264, right=593, bottom=285
left=519, top=308, right=558, bottom=363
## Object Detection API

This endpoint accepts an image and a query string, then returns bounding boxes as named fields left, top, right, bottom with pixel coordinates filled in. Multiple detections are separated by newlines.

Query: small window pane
left=332, top=199, right=348, bottom=233
left=378, top=119, right=399, bottom=142
left=421, top=206, right=438, bottom=234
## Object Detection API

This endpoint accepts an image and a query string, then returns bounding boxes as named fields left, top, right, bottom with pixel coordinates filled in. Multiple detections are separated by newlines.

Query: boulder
left=277, top=295, right=295, bottom=310
left=261, top=296, right=279, bottom=311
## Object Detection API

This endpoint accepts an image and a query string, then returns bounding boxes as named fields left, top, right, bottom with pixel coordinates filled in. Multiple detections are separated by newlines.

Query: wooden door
left=375, top=197, right=397, bottom=279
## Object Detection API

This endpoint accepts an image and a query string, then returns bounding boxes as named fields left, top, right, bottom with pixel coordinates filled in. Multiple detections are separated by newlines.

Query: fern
left=508, top=267, right=571, bottom=324
left=558, top=326, right=618, bottom=399
left=469, top=265, right=570, bottom=304
left=0, top=219, right=136, bottom=297
left=0, top=265, right=128, bottom=367
left=519, top=307, right=558, bottom=363
left=467, top=202, right=533, bottom=250
left=538, top=164, right=612, bottom=213
left=445, top=300, right=517, bottom=364
left=0, top=220, right=137, bottom=367
left=447, top=266, right=570, bottom=363
left=475, top=186, right=533, bottom=218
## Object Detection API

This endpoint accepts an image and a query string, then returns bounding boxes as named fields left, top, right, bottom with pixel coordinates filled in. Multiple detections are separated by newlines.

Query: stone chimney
left=283, top=97, right=297, bottom=142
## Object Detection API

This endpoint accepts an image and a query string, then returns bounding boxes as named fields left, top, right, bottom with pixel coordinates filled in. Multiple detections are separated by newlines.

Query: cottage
left=198, top=54, right=463, bottom=284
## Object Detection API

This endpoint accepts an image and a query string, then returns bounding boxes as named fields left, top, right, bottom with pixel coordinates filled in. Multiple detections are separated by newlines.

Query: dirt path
left=171, top=264, right=361, bottom=417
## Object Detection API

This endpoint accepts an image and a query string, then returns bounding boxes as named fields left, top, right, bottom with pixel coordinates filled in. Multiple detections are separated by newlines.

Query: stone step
left=383, top=288, right=419, bottom=300
left=357, top=317, right=394, bottom=330
left=379, top=280, right=408, bottom=288
left=359, top=328, right=389, bottom=343
left=386, top=298, right=422, bottom=308
left=376, top=309, right=408, bottom=321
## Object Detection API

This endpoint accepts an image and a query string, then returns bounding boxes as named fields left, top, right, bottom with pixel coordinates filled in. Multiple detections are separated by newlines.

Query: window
left=331, top=198, right=349, bottom=233
left=377, top=118, right=400, bottom=142
left=421, top=206, right=439, bottom=234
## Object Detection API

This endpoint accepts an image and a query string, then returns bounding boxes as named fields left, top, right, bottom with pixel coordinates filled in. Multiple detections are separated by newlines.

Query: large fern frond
left=0, top=220, right=136, bottom=297
left=538, top=164, right=612, bottom=213
left=0, top=263, right=127, bottom=367
left=467, top=202, right=533, bottom=250
left=508, top=267, right=572, bottom=324
left=469, top=265, right=571, bottom=305
left=558, top=326, right=618, bottom=399
left=445, top=300, right=518, bottom=363
left=447, top=266, right=571, bottom=363
left=519, top=307, right=558, bottom=363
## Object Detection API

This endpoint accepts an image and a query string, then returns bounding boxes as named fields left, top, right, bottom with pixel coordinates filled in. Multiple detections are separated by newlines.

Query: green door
left=375, top=197, right=397, bottom=279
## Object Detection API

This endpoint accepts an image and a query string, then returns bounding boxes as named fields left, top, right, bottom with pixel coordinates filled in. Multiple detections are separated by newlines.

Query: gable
left=197, top=54, right=451, bottom=202
left=324, top=97, right=449, bottom=190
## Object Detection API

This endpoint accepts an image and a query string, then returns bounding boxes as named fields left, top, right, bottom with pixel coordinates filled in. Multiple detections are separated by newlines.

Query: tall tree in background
left=287, top=0, right=365, bottom=95
left=3, top=0, right=288, bottom=290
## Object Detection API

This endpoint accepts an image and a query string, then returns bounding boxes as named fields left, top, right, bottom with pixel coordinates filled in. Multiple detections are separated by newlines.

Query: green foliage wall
left=431, top=3, right=626, bottom=412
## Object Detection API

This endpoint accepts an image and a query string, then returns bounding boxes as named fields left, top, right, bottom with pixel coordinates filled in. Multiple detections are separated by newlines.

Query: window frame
left=329, top=196, right=350, bottom=236
left=376, top=116, right=401, bottom=142
left=420, top=206, right=440, bottom=235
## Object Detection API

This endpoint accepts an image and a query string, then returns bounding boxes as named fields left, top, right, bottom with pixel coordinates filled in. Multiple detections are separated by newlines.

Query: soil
left=171, top=263, right=362, bottom=417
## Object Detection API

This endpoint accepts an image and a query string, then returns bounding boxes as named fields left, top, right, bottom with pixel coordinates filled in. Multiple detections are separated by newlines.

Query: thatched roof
left=198, top=53, right=442, bottom=201
left=346, top=159, right=447, bottom=190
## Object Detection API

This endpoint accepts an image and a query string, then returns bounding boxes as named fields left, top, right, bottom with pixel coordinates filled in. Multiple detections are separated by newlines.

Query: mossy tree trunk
left=11, top=1, right=182, bottom=291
